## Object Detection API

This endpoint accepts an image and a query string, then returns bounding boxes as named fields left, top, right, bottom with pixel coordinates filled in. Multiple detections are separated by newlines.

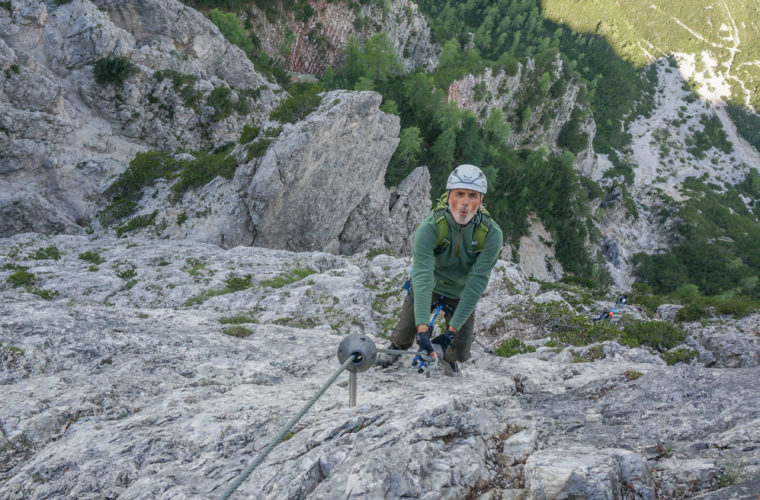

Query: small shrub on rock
left=7, top=267, right=35, bottom=288
left=78, top=251, right=105, bottom=265
left=621, top=321, right=685, bottom=350
left=222, top=326, right=253, bottom=338
left=93, top=56, right=138, bottom=87
left=495, top=338, right=536, bottom=358
left=269, top=82, right=322, bottom=123
left=662, top=348, right=698, bottom=366
left=675, top=301, right=709, bottom=322
left=33, top=246, right=62, bottom=260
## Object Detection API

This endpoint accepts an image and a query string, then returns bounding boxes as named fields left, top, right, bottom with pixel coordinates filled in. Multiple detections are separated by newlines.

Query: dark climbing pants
left=389, top=288, right=475, bottom=363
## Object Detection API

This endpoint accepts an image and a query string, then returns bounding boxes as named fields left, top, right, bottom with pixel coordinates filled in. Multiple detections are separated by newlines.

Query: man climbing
left=377, top=164, right=503, bottom=375
left=592, top=294, right=628, bottom=322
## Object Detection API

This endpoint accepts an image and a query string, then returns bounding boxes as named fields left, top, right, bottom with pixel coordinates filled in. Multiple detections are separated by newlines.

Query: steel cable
left=219, top=354, right=357, bottom=500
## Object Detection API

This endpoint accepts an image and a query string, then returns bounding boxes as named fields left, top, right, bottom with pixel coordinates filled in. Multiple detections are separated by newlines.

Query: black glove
left=432, top=329, right=455, bottom=353
left=416, top=326, right=435, bottom=355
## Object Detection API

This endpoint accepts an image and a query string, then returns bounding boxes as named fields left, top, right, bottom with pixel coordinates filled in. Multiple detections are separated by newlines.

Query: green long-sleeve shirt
left=411, top=209, right=503, bottom=331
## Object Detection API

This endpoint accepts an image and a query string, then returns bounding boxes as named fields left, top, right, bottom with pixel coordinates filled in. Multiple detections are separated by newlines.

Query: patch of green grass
left=183, top=273, right=253, bottom=306
left=116, top=266, right=137, bottom=280
left=222, top=325, right=254, bottom=338
left=185, top=258, right=207, bottom=277
left=79, top=251, right=105, bottom=264
left=532, top=301, right=618, bottom=346
left=494, top=337, right=536, bottom=358
left=717, top=460, right=748, bottom=488
left=115, top=211, right=157, bottom=237
left=7, top=266, right=35, bottom=287
left=624, top=370, right=642, bottom=381
left=33, top=246, right=62, bottom=260
left=88, top=265, right=99, bottom=272
left=260, top=267, right=314, bottom=288
left=219, top=313, right=258, bottom=324
left=224, top=273, right=253, bottom=291
left=31, top=288, right=60, bottom=300
left=662, top=348, right=698, bottom=366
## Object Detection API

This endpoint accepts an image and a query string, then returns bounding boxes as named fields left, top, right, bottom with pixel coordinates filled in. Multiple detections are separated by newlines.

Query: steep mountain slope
left=0, top=0, right=279, bottom=235
left=1, top=234, right=759, bottom=498
left=542, top=0, right=760, bottom=109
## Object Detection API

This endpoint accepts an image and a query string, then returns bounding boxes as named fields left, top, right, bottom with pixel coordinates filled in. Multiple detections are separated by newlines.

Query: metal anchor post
left=349, top=371, right=357, bottom=407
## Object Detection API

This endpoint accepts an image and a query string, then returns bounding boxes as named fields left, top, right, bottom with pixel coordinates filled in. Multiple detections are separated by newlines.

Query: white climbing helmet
left=446, top=164, right=487, bottom=194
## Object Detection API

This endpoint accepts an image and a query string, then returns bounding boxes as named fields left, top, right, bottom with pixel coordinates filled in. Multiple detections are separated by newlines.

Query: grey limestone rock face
left=242, top=90, right=403, bottom=254
left=0, top=0, right=279, bottom=238
left=1, top=234, right=759, bottom=499
left=685, top=320, right=760, bottom=368
left=525, top=446, right=655, bottom=499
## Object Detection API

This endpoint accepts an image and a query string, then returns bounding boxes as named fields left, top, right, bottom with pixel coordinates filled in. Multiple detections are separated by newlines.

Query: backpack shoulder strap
left=473, top=208, right=491, bottom=253
left=433, top=193, right=449, bottom=253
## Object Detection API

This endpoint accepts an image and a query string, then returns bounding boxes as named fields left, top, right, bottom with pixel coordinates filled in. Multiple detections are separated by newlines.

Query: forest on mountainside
left=179, top=0, right=760, bottom=304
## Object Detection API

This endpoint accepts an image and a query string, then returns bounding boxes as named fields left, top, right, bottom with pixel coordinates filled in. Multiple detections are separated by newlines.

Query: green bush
left=117, top=266, right=137, bottom=280
left=662, top=348, right=698, bottom=366
left=222, top=325, right=254, bottom=337
left=33, top=246, right=62, bottom=260
left=621, top=321, right=685, bottom=350
left=224, top=274, right=252, bottom=291
left=115, top=211, right=157, bottom=237
left=675, top=302, right=709, bottom=322
left=78, top=251, right=105, bottom=264
left=7, top=267, right=35, bottom=288
left=183, top=273, right=254, bottom=306
left=31, top=288, right=60, bottom=300
left=93, top=56, right=138, bottom=86
left=246, top=139, right=272, bottom=161
left=494, top=337, right=536, bottom=358
left=240, top=124, right=261, bottom=144
left=169, top=146, right=237, bottom=202
left=155, top=69, right=201, bottom=109
left=101, top=151, right=179, bottom=225
left=269, top=83, right=322, bottom=123
left=220, top=314, right=257, bottom=324
left=713, top=296, right=757, bottom=318
left=207, top=86, right=249, bottom=121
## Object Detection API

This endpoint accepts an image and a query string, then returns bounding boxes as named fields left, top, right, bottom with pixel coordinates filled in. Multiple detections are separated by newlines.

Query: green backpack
left=432, top=193, right=492, bottom=254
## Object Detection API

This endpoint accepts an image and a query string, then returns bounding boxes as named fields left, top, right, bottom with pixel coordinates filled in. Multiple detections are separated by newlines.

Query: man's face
left=448, top=188, right=483, bottom=225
